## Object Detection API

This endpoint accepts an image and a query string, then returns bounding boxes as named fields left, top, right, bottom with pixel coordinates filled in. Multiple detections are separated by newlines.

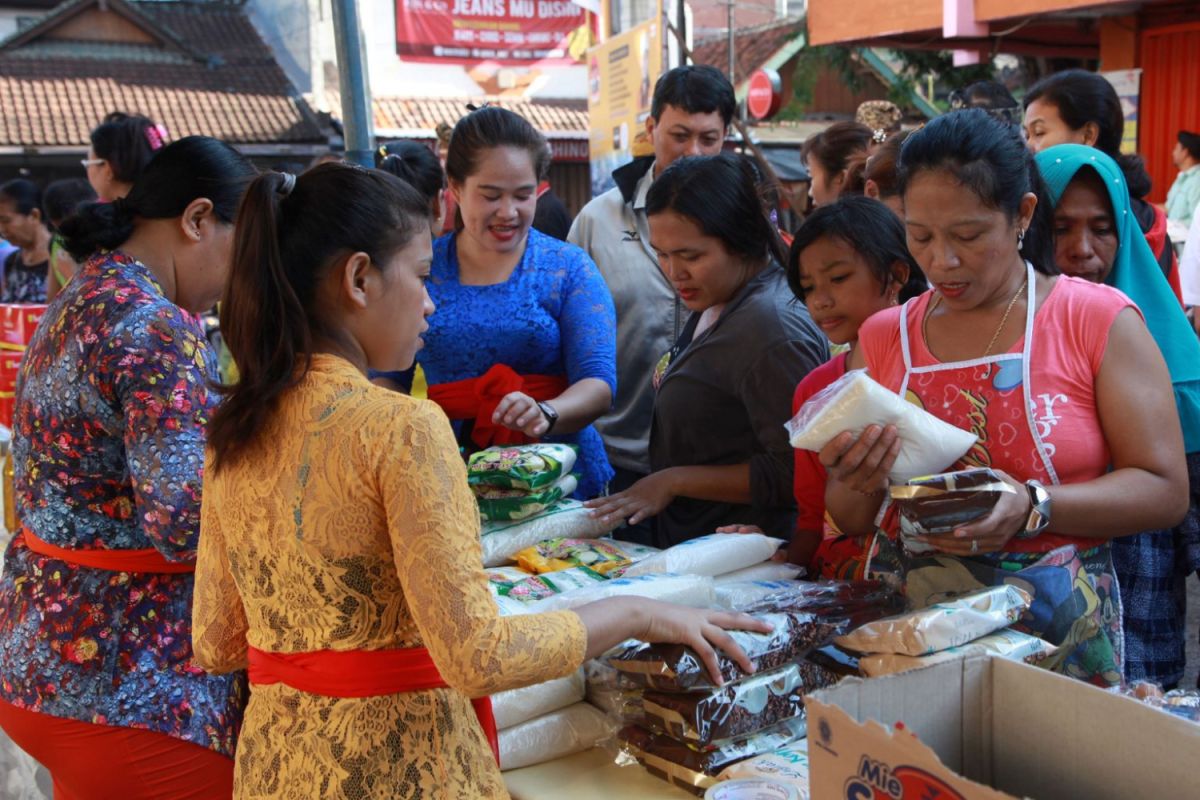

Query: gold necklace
left=923, top=275, right=1028, bottom=360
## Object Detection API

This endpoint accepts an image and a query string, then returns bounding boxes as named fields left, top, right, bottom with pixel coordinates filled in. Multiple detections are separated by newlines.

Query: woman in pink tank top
left=819, top=110, right=1187, bottom=686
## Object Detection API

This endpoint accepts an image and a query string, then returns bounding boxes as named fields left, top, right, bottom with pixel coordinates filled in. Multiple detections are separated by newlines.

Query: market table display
left=503, top=747, right=697, bottom=799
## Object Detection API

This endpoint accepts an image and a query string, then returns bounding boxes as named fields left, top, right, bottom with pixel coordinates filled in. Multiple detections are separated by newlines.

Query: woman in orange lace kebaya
left=192, top=164, right=769, bottom=799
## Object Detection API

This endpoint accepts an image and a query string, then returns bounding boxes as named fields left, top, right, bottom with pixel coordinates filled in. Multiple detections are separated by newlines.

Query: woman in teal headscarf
left=1038, top=143, right=1200, bottom=689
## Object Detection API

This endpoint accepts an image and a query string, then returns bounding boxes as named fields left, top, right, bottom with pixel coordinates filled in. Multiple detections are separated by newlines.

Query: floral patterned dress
left=0, top=251, right=244, bottom=755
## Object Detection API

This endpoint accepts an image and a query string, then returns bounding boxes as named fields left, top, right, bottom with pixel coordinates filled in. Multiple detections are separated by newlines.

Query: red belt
left=427, top=363, right=566, bottom=449
left=19, top=527, right=195, bottom=573
left=247, top=645, right=499, bottom=764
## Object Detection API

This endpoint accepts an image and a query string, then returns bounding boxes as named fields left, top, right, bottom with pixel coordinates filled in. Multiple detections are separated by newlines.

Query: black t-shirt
left=2, top=250, right=48, bottom=303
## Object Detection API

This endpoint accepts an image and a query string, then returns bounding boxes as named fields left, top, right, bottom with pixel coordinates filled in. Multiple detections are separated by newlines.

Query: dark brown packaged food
left=889, top=468, right=1017, bottom=536
left=617, top=716, right=807, bottom=796
left=610, top=580, right=902, bottom=692
left=640, top=660, right=838, bottom=744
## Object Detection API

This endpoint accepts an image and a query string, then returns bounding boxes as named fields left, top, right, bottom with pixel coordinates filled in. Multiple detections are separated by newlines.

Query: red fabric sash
left=20, top=527, right=195, bottom=573
left=247, top=645, right=499, bottom=764
left=427, top=364, right=567, bottom=449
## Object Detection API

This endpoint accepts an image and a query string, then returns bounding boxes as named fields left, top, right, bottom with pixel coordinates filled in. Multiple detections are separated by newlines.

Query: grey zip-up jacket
left=568, top=157, right=684, bottom=475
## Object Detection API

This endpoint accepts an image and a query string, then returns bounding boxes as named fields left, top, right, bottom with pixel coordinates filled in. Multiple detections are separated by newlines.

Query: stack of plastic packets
left=468, top=443, right=582, bottom=524
left=605, top=580, right=903, bottom=796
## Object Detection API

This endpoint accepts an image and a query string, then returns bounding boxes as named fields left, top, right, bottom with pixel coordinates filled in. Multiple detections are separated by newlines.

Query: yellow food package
left=514, top=538, right=631, bottom=576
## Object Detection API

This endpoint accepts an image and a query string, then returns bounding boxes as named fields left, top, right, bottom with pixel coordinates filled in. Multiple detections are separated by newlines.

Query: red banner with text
left=396, top=0, right=589, bottom=64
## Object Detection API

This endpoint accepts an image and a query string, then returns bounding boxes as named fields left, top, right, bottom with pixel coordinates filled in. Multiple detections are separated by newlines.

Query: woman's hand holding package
left=578, top=597, right=772, bottom=686
left=913, top=469, right=1032, bottom=556
left=820, top=424, right=901, bottom=495
left=585, top=470, right=677, bottom=525
left=493, top=391, right=550, bottom=437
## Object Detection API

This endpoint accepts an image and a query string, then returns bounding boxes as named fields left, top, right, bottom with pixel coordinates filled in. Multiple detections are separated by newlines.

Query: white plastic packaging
left=497, top=702, right=613, bottom=771
left=834, top=584, right=1032, bottom=656
left=714, top=579, right=805, bottom=611
left=492, top=669, right=586, bottom=730
left=623, top=533, right=784, bottom=579
left=713, top=562, right=803, bottom=585
left=784, top=369, right=977, bottom=481
left=857, top=627, right=1057, bottom=677
left=480, top=500, right=619, bottom=567
left=525, top=572, right=716, bottom=613
left=716, top=739, right=810, bottom=798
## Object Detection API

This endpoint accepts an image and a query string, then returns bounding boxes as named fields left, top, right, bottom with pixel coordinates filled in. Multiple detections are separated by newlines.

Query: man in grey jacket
left=568, top=65, right=736, bottom=539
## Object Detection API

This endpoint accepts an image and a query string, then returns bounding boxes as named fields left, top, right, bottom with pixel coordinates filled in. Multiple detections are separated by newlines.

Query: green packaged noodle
left=467, top=443, right=578, bottom=491
left=475, top=474, right=578, bottom=522
left=500, top=565, right=608, bottom=605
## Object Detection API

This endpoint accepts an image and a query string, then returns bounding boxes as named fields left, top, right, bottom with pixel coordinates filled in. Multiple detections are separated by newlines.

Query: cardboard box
left=805, top=655, right=1200, bottom=799
left=0, top=304, right=45, bottom=349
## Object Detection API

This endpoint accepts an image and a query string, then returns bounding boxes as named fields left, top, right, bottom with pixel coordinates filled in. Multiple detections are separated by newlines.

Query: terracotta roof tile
left=352, top=94, right=589, bottom=137
left=691, top=20, right=802, bottom=87
left=0, top=1, right=324, bottom=147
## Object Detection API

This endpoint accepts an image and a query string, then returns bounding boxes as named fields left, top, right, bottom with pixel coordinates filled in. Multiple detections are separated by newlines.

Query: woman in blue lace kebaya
left=0, top=137, right=256, bottom=799
left=418, top=107, right=616, bottom=498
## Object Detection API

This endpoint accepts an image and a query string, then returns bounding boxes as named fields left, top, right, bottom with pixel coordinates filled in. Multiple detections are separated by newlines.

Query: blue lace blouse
left=420, top=229, right=617, bottom=498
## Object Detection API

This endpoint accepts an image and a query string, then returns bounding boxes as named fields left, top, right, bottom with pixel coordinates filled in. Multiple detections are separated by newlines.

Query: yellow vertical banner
left=585, top=1, right=664, bottom=196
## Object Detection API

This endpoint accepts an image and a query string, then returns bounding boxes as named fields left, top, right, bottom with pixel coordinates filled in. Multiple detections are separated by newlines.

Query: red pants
left=0, top=699, right=234, bottom=800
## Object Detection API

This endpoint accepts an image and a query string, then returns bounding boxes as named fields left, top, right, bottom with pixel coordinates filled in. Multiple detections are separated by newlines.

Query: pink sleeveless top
left=859, top=275, right=1138, bottom=553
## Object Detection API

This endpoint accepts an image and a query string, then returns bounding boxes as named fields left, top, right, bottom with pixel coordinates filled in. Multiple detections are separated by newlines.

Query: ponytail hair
left=208, top=164, right=431, bottom=471
left=802, top=121, right=872, bottom=198
left=376, top=140, right=447, bottom=205
left=89, top=112, right=167, bottom=184
left=60, top=135, right=254, bottom=262
left=446, top=106, right=552, bottom=183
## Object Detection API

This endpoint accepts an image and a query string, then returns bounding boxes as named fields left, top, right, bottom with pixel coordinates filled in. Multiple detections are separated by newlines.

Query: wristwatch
left=537, top=401, right=559, bottom=434
left=1021, top=479, right=1052, bottom=538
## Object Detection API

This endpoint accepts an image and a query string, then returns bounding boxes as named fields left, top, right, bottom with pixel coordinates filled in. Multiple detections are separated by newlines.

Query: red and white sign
left=396, top=0, right=587, bottom=64
left=747, top=68, right=784, bottom=121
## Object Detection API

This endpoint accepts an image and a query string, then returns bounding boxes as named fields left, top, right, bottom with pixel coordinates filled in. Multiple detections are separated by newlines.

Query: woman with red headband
left=194, top=163, right=765, bottom=798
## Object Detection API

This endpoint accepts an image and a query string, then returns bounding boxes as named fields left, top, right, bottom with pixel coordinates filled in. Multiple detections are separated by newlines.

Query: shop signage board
left=584, top=6, right=664, bottom=195
left=396, top=0, right=589, bottom=64
left=747, top=68, right=783, bottom=121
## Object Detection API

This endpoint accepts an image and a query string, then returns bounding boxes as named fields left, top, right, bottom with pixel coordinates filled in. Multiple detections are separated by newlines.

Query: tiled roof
left=359, top=95, right=589, bottom=137
left=0, top=0, right=325, bottom=148
left=691, top=19, right=803, bottom=88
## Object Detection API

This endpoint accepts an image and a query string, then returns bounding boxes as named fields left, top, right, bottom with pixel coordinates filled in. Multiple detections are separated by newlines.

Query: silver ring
left=971, top=540, right=979, bottom=554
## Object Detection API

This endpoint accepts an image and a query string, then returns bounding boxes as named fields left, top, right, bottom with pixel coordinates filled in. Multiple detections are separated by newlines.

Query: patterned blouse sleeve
left=192, top=471, right=250, bottom=673
left=104, top=305, right=215, bottom=560
left=380, top=399, right=587, bottom=697
left=555, top=244, right=617, bottom=393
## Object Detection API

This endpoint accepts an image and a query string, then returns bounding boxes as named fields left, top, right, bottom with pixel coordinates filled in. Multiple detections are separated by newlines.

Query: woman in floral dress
left=0, top=136, right=256, bottom=799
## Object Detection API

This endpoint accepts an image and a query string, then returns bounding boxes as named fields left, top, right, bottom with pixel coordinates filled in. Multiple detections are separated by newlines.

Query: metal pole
left=726, top=1, right=734, bottom=83
left=331, top=0, right=374, bottom=167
